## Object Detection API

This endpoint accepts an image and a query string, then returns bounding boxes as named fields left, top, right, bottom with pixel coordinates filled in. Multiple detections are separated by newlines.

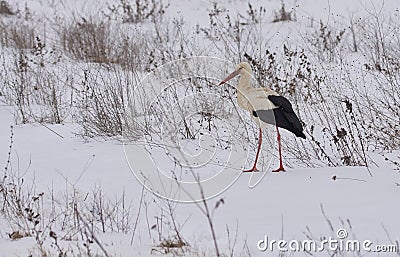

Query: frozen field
left=0, top=0, right=399, bottom=256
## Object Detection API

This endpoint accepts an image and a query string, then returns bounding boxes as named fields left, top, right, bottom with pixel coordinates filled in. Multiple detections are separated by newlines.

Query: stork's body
left=219, top=62, right=306, bottom=172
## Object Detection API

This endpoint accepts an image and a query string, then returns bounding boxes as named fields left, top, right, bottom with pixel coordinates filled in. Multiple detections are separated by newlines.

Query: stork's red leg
left=243, top=128, right=262, bottom=172
left=273, top=126, right=285, bottom=172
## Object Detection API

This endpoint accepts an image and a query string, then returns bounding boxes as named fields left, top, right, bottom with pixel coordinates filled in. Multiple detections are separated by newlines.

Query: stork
left=218, top=62, right=306, bottom=172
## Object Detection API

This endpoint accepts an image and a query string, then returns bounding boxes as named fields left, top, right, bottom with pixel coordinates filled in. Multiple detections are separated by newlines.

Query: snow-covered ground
left=0, top=0, right=399, bottom=256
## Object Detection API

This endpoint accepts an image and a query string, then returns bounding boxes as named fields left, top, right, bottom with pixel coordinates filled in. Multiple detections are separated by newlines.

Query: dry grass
left=74, top=66, right=142, bottom=138
left=0, top=20, right=36, bottom=49
left=104, top=0, right=169, bottom=24
left=272, top=1, right=294, bottom=23
left=61, top=18, right=143, bottom=70
left=0, top=0, right=15, bottom=16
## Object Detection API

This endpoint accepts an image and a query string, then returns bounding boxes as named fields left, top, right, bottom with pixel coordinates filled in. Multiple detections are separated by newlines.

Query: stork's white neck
left=235, top=70, right=254, bottom=112
left=237, top=71, right=252, bottom=91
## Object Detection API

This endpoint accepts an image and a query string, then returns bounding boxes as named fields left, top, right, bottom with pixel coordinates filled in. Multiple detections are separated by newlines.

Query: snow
left=1, top=0, right=400, bottom=256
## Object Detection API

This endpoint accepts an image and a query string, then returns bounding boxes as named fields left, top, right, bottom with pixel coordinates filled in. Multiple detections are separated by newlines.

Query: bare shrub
left=142, top=18, right=206, bottom=72
left=306, top=20, right=346, bottom=62
left=150, top=198, right=189, bottom=255
left=74, top=67, right=141, bottom=138
left=354, top=7, right=400, bottom=150
left=61, top=18, right=142, bottom=69
left=0, top=20, right=36, bottom=49
left=199, top=2, right=270, bottom=64
left=357, top=6, right=399, bottom=72
left=1, top=52, right=36, bottom=123
left=104, top=0, right=169, bottom=23
left=0, top=0, right=15, bottom=15
left=272, top=1, right=294, bottom=23
left=1, top=43, right=68, bottom=124
left=87, top=186, right=134, bottom=234
left=239, top=3, right=266, bottom=25
left=32, top=71, right=70, bottom=124
left=28, top=36, right=62, bottom=68
left=63, top=17, right=200, bottom=73
left=0, top=130, right=48, bottom=251
left=61, top=19, right=113, bottom=64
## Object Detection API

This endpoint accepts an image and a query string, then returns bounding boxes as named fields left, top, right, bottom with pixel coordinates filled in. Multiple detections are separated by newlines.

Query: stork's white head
left=218, top=62, right=252, bottom=86
left=236, top=62, right=252, bottom=75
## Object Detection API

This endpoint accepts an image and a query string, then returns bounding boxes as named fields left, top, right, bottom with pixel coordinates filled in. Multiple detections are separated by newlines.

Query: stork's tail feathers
left=292, top=126, right=306, bottom=139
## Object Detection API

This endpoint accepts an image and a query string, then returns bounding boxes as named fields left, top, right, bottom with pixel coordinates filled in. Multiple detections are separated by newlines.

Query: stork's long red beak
left=218, top=68, right=241, bottom=86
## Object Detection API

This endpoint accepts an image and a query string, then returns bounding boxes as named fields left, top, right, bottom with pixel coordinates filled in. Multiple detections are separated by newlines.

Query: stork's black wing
left=252, top=95, right=306, bottom=139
